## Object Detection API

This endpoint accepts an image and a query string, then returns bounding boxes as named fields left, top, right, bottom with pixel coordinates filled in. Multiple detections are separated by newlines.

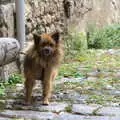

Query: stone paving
left=0, top=49, right=120, bottom=120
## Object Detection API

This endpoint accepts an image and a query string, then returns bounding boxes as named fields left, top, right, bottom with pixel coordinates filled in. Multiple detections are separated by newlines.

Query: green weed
left=0, top=73, right=23, bottom=97
left=65, top=106, right=72, bottom=112
left=87, top=23, right=120, bottom=49
left=59, top=62, right=85, bottom=78
left=64, top=30, right=88, bottom=61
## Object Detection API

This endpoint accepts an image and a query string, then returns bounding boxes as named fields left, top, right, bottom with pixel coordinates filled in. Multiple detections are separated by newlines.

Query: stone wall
left=25, top=0, right=65, bottom=41
left=0, top=2, right=15, bottom=37
left=0, top=0, right=120, bottom=76
left=1, top=0, right=120, bottom=39
left=70, top=0, right=120, bottom=32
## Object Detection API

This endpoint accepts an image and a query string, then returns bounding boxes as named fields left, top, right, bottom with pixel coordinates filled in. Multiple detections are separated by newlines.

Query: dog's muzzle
left=41, top=47, right=53, bottom=56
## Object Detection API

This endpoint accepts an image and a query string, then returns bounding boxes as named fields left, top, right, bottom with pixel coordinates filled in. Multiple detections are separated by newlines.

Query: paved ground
left=0, top=49, right=120, bottom=120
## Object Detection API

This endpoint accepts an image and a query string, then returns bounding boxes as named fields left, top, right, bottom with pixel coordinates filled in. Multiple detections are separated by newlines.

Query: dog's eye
left=41, top=42, right=46, bottom=46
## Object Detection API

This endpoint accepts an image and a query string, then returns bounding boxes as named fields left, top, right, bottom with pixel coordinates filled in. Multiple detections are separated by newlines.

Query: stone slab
left=72, top=104, right=100, bottom=115
left=96, top=107, right=120, bottom=116
left=0, top=118, right=9, bottom=120
left=0, top=110, right=56, bottom=120
left=35, top=102, right=68, bottom=112
left=54, top=113, right=120, bottom=120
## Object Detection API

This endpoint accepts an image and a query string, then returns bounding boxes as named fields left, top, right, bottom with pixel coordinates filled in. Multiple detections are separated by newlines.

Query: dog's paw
left=24, top=100, right=32, bottom=106
left=24, top=102, right=32, bottom=106
left=43, top=99, right=49, bottom=105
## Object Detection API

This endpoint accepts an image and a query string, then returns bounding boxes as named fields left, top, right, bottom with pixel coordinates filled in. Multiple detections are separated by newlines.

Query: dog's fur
left=23, top=32, right=63, bottom=105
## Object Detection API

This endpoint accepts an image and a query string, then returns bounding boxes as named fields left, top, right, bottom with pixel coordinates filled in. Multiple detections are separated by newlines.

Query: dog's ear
left=33, top=33, right=41, bottom=46
left=51, top=31, right=60, bottom=43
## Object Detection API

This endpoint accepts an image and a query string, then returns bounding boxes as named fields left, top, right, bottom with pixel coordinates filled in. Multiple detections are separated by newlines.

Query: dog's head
left=33, top=32, right=60, bottom=57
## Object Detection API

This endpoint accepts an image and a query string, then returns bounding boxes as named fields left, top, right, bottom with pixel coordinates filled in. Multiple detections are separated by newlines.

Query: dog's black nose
left=43, top=48, right=51, bottom=56
left=44, top=48, right=50, bottom=54
left=44, top=48, right=50, bottom=55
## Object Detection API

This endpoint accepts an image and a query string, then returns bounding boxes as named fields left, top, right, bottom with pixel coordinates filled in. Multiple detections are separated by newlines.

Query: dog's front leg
left=24, top=77, right=35, bottom=104
left=42, top=67, right=56, bottom=105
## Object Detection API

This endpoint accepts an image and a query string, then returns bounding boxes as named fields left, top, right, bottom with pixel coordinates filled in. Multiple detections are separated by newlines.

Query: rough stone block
left=0, top=3, right=15, bottom=37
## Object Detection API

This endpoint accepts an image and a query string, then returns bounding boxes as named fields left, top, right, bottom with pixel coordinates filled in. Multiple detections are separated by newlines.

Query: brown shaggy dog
left=23, top=31, right=63, bottom=105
